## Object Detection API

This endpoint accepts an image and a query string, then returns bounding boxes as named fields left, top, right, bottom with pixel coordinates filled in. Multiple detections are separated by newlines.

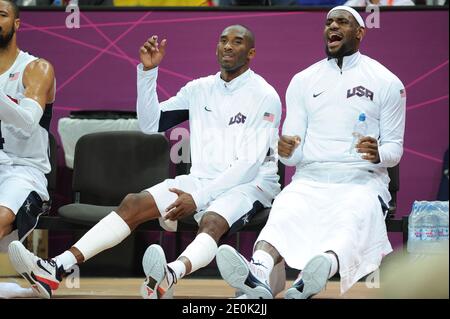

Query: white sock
left=54, top=250, right=77, bottom=271
left=72, top=211, right=131, bottom=261
left=168, top=260, right=186, bottom=281
left=179, top=233, right=217, bottom=274
left=250, top=250, right=275, bottom=285
left=323, top=252, right=339, bottom=279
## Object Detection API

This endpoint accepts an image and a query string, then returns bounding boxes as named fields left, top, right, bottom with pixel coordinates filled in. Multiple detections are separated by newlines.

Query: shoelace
left=45, top=259, right=73, bottom=281
left=36, top=258, right=58, bottom=274
left=249, top=263, right=268, bottom=284
left=250, top=258, right=269, bottom=269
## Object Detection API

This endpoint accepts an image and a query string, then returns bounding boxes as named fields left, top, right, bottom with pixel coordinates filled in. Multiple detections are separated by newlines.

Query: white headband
left=327, top=6, right=365, bottom=28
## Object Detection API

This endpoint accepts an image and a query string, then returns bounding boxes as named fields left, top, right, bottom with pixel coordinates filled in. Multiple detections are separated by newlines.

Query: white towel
left=0, top=282, right=36, bottom=299
left=257, top=179, right=393, bottom=293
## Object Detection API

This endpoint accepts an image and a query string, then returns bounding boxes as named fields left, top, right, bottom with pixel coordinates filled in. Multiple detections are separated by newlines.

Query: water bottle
left=421, top=203, right=439, bottom=243
left=408, top=201, right=449, bottom=255
left=408, top=201, right=429, bottom=254
left=435, top=201, right=449, bottom=244
left=408, top=202, right=423, bottom=254
left=349, top=113, right=368, bottom=157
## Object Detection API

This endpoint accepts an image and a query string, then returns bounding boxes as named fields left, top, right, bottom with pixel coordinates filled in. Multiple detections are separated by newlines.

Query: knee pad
left=13, top=191, right=48, bottom=241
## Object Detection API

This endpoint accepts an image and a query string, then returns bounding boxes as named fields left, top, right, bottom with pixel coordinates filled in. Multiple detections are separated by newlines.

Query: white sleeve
left=190, top=93, right=282, bottom=210
left=377, top=79, right=406, bottom=168
left=0, top=91, right=43, bottom=138
left=136, top=64, right=191, bottom=134
left=280, top=75, right=308, bottom=167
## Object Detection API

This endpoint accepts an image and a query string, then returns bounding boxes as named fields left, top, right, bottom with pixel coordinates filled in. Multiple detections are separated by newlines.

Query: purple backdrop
left=18, top=10, right=448, bottom=247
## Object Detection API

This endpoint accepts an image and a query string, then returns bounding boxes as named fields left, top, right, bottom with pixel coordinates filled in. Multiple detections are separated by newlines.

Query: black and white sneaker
left=217, top=245, right=273, bottom=299
left=285, top=254, right=331, bottom=299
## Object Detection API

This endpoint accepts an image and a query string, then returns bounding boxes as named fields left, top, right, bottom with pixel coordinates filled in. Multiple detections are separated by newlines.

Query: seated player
left=8, top=24, right=282, bottom=299
left=216, top=6, right=406, bottom=299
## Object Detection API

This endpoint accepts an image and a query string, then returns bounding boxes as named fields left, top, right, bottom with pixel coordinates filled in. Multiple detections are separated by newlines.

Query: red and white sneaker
left=8, top=241, right=65, bottom=299
left=140, top=244, right=176, bottom=299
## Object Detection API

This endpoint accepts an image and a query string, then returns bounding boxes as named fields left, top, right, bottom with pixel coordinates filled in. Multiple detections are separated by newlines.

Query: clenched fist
left=278, top=135, right=301, bottom=158
left=356, top=136, right=380, bottom=163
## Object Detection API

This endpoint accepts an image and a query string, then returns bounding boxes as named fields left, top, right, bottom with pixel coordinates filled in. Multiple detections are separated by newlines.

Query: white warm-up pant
left=256, top=178, right=393, bottom=293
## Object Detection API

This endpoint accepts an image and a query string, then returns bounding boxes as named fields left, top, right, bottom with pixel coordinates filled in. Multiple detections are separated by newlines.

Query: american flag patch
left=9, top=72, right=19, bottom=81
left=263, top=112, right=274, bottom=122
left=400, top=89, right=406, bottom=98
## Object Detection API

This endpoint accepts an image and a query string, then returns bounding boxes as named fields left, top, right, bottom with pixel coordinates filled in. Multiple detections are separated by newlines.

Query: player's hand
left=278, top=135, right=301, bottom=158
left=164, top=188, right=197, bottom=221
left=139, top=35, right=167, bottom=71
left=356, top=136, right=380, bottom=163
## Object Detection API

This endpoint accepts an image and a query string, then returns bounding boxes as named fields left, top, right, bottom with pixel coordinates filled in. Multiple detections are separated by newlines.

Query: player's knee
left=118, top=193, right=141, bottom=214
left=117, top=193, right=158, bottom=227
left=117, top=193, right=148, bottom=221
left=0, top=208, right=15, bottom=239
left=198, top=213, right=229, bottom=242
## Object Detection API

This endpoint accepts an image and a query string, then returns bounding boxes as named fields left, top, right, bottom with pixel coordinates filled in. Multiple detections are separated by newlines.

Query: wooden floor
left=0, top=277, right=382, bottom=299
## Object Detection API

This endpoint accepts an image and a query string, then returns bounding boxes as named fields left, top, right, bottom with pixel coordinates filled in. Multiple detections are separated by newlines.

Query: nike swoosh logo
left=204, top=106, right=212, bottom=112
left=37, top=260, right=52, bottom=275
left=313, top=91, right=325, bottom=98
left=250, top=258, right=269, bottom=269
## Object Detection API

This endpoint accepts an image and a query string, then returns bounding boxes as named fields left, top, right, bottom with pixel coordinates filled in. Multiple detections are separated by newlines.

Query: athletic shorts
left=144, top=174, right=273, bottom=232
left=0, top=165, right=49, bottom=240
left=0, top=164, right=48, bottom=215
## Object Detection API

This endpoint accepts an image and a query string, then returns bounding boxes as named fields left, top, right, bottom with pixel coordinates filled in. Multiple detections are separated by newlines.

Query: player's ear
left=356, top=27, right=365, bottom=41
left=14, top=18, right=20, bottom=31
left=247, top=48, right=256, bottom=61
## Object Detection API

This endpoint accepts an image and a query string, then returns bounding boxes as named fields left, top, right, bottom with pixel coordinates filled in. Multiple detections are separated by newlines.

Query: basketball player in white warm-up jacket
left=216, top=6, right=406, bottom=299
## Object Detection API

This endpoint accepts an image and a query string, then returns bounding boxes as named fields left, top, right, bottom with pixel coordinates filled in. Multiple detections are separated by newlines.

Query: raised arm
left=137, top=35, right=191, bottom=134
